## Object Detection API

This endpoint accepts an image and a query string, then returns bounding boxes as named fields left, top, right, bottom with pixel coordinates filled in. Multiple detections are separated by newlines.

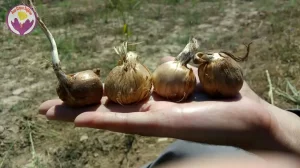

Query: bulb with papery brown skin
left=194, top=43, right=251, bottom=98
left=152, top=61, right=196, bottom=101
left=195, top=52, right=243, bottom=97
left=28, top=0, right=104, bottom=107
left=152, top=38, right=199, bottom=102
left=104, top=43, right=152, bottom=105
left=56, top=69, right=104, bottom=107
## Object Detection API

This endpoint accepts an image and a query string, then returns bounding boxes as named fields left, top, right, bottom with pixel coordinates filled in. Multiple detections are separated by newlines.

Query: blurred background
left=0, top=0, right=299, bottom=167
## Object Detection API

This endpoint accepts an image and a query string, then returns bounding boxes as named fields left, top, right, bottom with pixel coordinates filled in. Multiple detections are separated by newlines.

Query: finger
left=102, top=83, right=106, bottom=96
left=45, top=96, right=153, bottom=122
left=74, top=110, right=171, bottom=136
left=39, top=99, right=63, bottom=115
left=39, top=82, right=104, bottom=115
left=188, top=64, right=200, bottom=84
left=46, top=103, right=100, bottom=122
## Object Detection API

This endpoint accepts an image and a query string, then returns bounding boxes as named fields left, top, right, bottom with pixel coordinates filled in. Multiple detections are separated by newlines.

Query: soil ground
left=1, top=0, right=300, bottom=167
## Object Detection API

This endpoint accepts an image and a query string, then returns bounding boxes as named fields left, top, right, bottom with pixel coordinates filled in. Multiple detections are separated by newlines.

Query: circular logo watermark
left=6, top=5, right=37, bottom=36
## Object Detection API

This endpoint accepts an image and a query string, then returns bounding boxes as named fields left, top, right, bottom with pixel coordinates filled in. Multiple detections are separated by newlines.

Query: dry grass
left=276, top=79, right=300, bottom=106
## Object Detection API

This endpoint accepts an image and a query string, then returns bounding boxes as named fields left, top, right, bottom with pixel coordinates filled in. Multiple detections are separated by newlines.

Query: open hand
left=39, top=56, right=291, bottom=152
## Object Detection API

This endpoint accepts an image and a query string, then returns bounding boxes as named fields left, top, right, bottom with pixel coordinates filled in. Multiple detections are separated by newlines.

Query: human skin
left=39, top=56, right=300, bottom=155
left=157, top=152, right=300, bottom=168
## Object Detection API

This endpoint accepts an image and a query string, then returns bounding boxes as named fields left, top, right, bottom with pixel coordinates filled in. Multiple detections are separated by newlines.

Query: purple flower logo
left=6, top=5, right=37, bottom=36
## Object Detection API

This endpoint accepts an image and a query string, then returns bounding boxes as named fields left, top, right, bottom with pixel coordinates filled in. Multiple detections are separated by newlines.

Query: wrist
left=262, top=101, right=300, bottom=155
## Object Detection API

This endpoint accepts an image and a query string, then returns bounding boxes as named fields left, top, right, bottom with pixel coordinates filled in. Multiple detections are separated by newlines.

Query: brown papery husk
left=197, top=53, right=244, bottom=97
left=153, top=61, right=196, bottom=101
left=56, top=69, right=104, bottom=107
left=27, top=0, right=104, bottom=107
left=152, top=38, right=199, bottom=102
left=104, top=57, right=152, bottom=105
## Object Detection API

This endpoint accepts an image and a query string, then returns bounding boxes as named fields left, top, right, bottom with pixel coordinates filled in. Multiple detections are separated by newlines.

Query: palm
left=39, top=57, right=272, bottom=149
